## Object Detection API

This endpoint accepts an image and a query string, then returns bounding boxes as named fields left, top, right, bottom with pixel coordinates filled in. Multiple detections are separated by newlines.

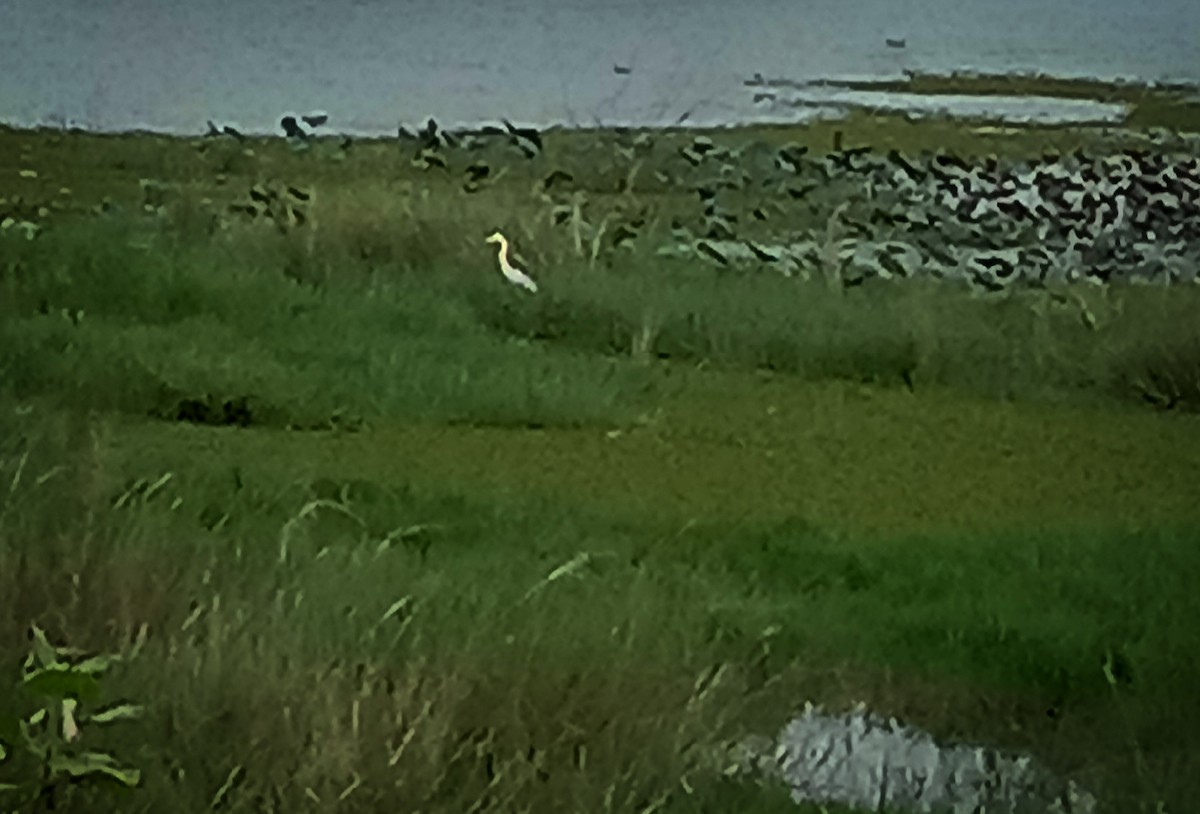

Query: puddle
left=723, top=704, right=1097, bottom=814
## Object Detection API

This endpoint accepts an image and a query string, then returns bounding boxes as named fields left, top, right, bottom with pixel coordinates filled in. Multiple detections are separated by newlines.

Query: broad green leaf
left=74, top=654, right=122, bottom=676
left=87, top=704, right=144, bottom=725
left=94, top=763, right=142, bottom=787
left=54, top=750, right=118, bottom=769
left=22, top=665, right=101, bottom=702
left=49, top=752, right=141, bottom=787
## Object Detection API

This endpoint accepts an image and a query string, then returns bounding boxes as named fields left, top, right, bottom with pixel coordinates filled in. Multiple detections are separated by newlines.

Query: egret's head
left=485, top=231, right=505, bottom=245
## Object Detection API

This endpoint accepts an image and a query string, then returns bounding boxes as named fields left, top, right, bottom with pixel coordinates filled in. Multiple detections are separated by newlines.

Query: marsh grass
left=2, top=405, right=1198, bottom=812
left=3, top=121, right=1198, bottom=426
left=1105, top=293, right=1200, bottom=412
left=2, top=111, right=1200, bottom=813
left=0, top=213, right=656, bottom=430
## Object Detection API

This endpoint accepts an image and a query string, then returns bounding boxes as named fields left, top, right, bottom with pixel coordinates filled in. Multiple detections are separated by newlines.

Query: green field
left=2, top=75, right=1200, bottom=813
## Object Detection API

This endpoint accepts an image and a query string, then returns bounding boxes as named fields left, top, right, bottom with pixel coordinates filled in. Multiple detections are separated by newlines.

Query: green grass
left=5, top=203, right=1200, bottom=434
left=2, top=404, right=1198, bottom=812
left=0, top=214, right=658, bottom=430
left=3, top=92, right=1200, bottom=812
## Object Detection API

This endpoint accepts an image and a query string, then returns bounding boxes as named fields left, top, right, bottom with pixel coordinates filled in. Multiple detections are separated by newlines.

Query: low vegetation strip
left=96, top=382, right=1200, bottom=539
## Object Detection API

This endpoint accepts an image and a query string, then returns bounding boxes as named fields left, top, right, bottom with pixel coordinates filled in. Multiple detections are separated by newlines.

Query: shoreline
left=4, top=71, right=1199, bottom=140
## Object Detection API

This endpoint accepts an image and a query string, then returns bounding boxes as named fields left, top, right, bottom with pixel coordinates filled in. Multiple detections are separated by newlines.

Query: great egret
left=485, top=232, right=539, bottom=292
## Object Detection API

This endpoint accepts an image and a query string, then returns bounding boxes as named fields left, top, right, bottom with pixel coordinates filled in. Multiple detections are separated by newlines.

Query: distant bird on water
left=885, top=38, right=906, bottom=49
left=485, top=231, right=539, bottom=292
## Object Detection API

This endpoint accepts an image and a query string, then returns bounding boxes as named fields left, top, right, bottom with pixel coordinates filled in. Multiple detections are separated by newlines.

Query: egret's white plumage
left=486, top=231, right=539, bottom=292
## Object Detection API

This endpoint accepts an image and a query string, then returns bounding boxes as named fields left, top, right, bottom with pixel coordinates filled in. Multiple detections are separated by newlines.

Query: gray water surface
left=723, top=704, right=1098, bottom=814
left=2, top=0, right=1198, bottom=134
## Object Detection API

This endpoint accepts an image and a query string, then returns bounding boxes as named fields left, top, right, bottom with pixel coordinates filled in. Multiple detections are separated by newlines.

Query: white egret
left=485, top=232, right=539, bottom=292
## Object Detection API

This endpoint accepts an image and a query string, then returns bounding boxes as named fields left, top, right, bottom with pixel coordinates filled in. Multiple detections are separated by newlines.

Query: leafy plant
left=0, top=625, right=144, bottom=811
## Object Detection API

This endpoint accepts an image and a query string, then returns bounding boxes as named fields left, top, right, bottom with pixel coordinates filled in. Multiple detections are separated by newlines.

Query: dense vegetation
left=2, top=74, right=1199, bottom=812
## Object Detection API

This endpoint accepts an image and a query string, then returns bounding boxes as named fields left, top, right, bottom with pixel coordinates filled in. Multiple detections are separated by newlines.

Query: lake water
left=2, top=0, right=1198, bottom=135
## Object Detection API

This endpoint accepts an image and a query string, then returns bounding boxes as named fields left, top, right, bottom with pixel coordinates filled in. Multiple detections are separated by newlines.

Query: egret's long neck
left=497, top=237, right=509, bottom=262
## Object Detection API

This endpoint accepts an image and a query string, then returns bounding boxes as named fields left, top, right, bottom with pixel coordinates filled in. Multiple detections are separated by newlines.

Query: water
left=765, top=89, right=1129, bottom=125
left=724, top=704, right=1098, bottom=814
left=2, top=0, right=1198, bottom=135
